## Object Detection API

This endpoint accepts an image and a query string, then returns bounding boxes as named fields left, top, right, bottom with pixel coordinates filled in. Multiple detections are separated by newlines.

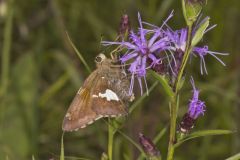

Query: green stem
left=167, top=98, right=177, bottom=160
left=0, top=0, right=14, bottom=96
left=108, top=118, right=114, bottom=160
left=167, top=24, right=193, bottom=160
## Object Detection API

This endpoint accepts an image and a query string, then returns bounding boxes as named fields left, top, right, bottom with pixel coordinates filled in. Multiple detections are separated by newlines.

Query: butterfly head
left=95, top=53, right=106, bottom=64
left=95, top=53, right=112, bottom=68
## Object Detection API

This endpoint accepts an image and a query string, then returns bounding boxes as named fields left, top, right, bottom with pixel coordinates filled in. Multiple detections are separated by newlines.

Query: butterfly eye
left=95, top=54, right=106, bottom=63
left=95, top=56, right=102, bottom=63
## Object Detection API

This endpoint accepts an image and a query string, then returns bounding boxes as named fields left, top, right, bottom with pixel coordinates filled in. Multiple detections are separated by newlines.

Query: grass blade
left=0, top=0, right=13, bottom=96
left=174, top=129, right=234, bottom=148
left=66, top=32, right=91, bottom=73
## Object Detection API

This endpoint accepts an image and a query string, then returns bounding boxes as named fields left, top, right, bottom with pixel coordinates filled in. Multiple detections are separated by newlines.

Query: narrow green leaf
left=32, top=155, right=35, bottom=160
left=175, top=129, right=234, bottom=148
left=226, top=153, right=240, bottom=160
left=153, top=126, right=168, bottom=144
left=191, top=17, right=210, bottom=46
left=66, top=32, right=91, bottom=73
left=149, top=70, right=174, bottom=99
left=60, top=133, right=65, bottom=160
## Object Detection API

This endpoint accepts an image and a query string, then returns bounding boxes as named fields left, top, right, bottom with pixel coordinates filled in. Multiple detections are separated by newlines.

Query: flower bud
left=138, top=133, right=160, bottom=157
left=118, top=14, right=131, bottom=40
left=178, top=77, right=206, bottom=133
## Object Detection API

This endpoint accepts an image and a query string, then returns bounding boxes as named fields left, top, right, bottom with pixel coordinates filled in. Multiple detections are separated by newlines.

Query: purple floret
left=192, top=46, right=229, bottom=75
left=188, top=77, right=206, bottom=119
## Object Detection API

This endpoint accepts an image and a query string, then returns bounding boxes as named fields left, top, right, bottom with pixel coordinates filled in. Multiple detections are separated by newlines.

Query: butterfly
left=62, top=53, right=134, bottom=131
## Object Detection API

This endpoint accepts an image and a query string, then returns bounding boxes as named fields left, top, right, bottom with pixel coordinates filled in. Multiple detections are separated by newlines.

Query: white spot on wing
left=98, top=89, right=119, bottom=101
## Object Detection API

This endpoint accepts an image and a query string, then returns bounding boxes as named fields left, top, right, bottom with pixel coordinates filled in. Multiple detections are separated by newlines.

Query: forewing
left=62, top=71, right=100, bottom=131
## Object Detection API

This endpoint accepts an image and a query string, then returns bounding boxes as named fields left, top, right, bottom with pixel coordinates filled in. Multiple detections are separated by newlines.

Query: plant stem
left=108, top=118, right=114, bottom=160
left=167, top=98, right=177, bottom=160
left=167, top=24, right=193, bottom=160
left=0, top=0, right=13, bottom=96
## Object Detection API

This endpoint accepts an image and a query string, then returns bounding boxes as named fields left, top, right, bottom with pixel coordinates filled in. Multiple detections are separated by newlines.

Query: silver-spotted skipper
left=62, top=54, right=134, bottom=131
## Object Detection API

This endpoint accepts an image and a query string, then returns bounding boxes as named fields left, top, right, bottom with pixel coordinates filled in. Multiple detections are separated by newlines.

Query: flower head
left=179, top=77, right=206, bottom=133
left=193, top=46, right=229, bottom=75
left=188, top=77, right=206, bottom=119
left=102, top=13, right=171, bottom=94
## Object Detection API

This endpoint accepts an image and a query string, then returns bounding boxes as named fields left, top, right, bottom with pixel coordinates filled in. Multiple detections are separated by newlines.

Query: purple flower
left=192, top=46, right=229, bottom=75
left=165, top=28, right=188, bottom=52
left=188, top=77, right=206, bottom=119
left=179, top=77, right=206, bottom=133
left=102, top=13, right=171, bottom=95
left=155, top=28, right=187, bottom=77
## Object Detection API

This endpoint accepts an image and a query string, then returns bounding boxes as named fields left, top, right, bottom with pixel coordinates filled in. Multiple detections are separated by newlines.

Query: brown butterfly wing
left=62, top=70, right=127, bottom=131
left=62, top=71, right=100, bottom=131
left=91, top=77, right=128, bottom=117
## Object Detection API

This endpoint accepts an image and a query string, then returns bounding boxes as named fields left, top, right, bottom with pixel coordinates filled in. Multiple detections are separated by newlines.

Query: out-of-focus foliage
left=0, top=0, right=239, bottom=159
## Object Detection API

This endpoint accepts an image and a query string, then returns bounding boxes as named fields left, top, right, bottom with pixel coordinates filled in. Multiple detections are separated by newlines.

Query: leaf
left=191, top=17, right=210, bottom=46
left=226, top=153, right=240, bottom=160
left=149, top=70, right=174, bottom=99
left=174, top=129, right=234, bottom=148
left=153, top=126, right=168, bottom=144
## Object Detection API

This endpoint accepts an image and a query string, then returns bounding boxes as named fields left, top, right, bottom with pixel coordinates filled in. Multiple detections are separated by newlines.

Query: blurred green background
left=0, top=0, right=239, bottom=159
